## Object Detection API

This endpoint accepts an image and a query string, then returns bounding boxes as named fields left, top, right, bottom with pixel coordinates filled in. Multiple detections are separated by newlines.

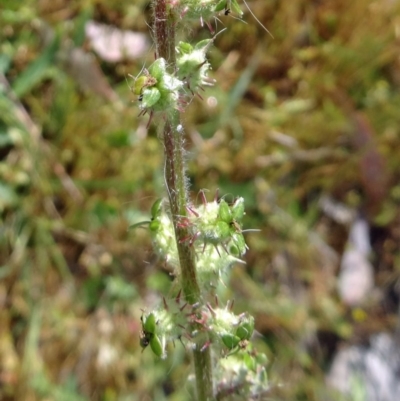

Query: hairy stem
left=163, top=114, right=200, bottom=302
left=153, top=1, right=214, bottom=400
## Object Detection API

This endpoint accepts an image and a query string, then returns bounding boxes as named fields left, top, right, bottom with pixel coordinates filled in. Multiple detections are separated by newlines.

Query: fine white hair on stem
left=242, top=0, right=274, bottom=38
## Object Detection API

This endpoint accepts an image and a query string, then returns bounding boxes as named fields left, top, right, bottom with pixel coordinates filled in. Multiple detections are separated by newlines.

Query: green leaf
left=72, top=7, right=93, bottom=46
left=129, top=220, right=151, bottom=230
left=12, top=33, right=61, bottom=97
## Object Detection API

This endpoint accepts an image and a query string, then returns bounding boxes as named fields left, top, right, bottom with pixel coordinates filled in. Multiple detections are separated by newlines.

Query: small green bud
left=214, top=0, right=226, bottom=12
left=236, top=313, right=254, bottom=341
left=236, top=326, right=250, bottom=340
left=134, top=58, right=183, bottom=116
left=218, top=199, right=232, bottom=223
left=149, top=334, right=164, bottom=357
left=134, top=74, right=157, bottom=95
left=143, top=313, right=157, bottom=334
left=140, top=314, right=154, bottom=350
left=176, top=38, right=214, bottom=93
left=147, top=58, right=167, bottom=81
left=230, top=232, right=246, bottom=256
left=186, top=195, right=249, bottom=257
left=151, top=199, right=163, bottom=218
left=222, top=333, right=241, bottom=350
left=141, top=87, right=161, bottom=109
left=134, top=75, right=149, bottom=95
left=215, top=220, right=231, bottom=242
left=129, top=199, right=164, bottom=231
left=177, top=41, right=194, bottom=55
left=149, top=199, right=163, bottom=232
left=215, top=0, right=243, bottom=16
left=139, top=306, right=187, bottom=359
left=243, top=352, right=256, bottom=371
left=231, top=197, right=245, bottom=221
left=149, top=219, right=160, bottom=232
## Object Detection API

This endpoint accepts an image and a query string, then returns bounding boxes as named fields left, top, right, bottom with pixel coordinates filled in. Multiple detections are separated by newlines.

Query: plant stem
left=153, top=1, right=214, bottom=400
left=162, top=114, right=200, bottom=303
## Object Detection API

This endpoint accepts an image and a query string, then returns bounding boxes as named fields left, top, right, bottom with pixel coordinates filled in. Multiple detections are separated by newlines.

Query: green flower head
left=133, top=58, right=183, bottom=115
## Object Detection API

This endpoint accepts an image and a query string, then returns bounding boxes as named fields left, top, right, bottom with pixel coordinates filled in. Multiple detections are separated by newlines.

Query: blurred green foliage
left=1, top=0, right=400, bottom=400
